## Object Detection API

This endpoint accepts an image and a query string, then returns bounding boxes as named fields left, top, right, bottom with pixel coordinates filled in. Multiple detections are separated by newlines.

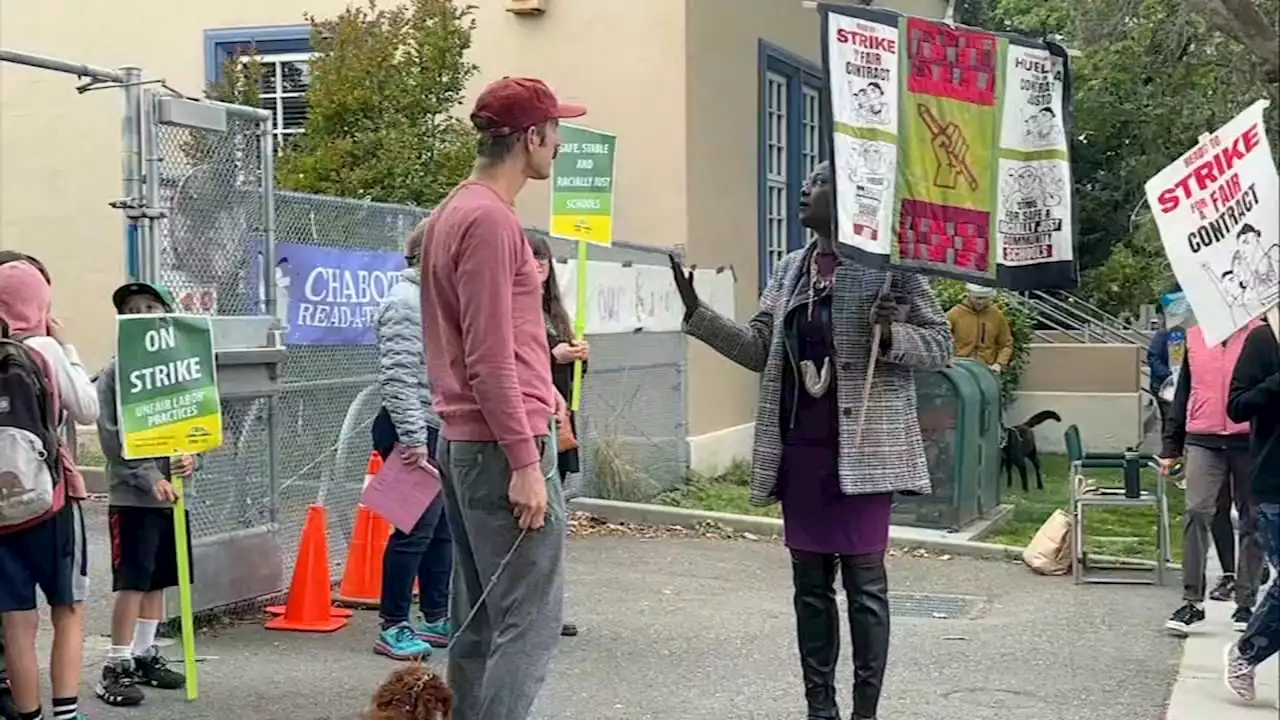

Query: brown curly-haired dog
left=363, top=664, right=453, bottom=720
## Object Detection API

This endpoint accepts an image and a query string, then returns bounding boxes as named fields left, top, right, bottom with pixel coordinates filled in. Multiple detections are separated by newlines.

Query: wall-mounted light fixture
left=505, top=0, right=547, bottom=15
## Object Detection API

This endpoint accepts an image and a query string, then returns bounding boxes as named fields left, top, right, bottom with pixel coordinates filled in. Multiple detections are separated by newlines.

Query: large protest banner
left=1144, top=99, right=1278, bottom=347
left=820, top=4, right=1077, bottom=290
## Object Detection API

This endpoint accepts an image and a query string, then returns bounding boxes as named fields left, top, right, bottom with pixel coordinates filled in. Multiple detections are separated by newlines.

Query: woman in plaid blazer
left=670, top=161, right=952, bottom=720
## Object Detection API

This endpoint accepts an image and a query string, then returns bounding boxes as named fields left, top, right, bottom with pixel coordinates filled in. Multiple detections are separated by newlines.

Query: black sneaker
left=1208, top=575, right=1235, bottom=602
left=0, top=677, right=19, bottom=720
left=1165, top=602, right=1206, bottom=634
left=96, top=662, right=145, bottom=706
left=1231, top=606, right=1253, bottom=632
left=135, top=649, right=186, bottom=690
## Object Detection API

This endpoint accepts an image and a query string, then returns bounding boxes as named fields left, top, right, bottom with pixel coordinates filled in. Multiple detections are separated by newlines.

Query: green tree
left=958, top=0, right=1277, bottom=314
left=1079, top=216, right=1174, bottom=319
left=272, top=0, right=479, bottom=208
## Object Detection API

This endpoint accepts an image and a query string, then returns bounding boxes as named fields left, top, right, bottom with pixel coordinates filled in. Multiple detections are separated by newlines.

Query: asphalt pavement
left=33, top=500, right=1186, bottom=720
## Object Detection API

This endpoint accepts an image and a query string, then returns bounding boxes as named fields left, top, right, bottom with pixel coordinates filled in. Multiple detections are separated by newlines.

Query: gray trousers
left=1183, top=444, right=1262, bottom=606
left=437, top=437, right=565, bottom=720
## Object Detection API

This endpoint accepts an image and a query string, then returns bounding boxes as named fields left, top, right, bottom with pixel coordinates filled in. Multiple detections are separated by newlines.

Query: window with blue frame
left=757, top=42, right=828, bottom=289
left=204, top=25, right=315, bottom=150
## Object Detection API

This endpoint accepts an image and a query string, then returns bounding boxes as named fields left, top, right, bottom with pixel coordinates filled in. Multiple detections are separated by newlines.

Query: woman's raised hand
left=668, top=253, right=699, bottom=322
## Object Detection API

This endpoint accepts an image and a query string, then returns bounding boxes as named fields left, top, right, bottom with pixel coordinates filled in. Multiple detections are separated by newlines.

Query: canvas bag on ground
left=1023, top=508, right=1073, bottom=575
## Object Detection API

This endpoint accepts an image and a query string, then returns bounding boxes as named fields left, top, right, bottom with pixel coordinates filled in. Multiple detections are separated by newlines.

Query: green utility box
left=952, top=358, right=1004, bottom=517
left=892, top=366, right=982, bottom=531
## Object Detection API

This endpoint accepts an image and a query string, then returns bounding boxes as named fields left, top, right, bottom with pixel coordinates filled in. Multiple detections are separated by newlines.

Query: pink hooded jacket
left=0, top=261, right=95, bottom=498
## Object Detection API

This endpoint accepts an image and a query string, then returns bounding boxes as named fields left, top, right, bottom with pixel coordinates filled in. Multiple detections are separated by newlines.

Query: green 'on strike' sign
left=115, top=314, right=223, bottom=460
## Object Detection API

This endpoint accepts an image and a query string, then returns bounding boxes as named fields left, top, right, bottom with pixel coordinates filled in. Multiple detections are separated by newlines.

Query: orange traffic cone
left=265, top=504, right=352, bottom=632
left=334, top=503, right=394, bottom=607
left=364, top=451, right=383, bottom=489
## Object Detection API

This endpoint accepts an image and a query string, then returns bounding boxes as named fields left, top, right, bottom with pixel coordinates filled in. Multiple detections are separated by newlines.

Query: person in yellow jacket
left=947, top=283, right=1014, bottom=373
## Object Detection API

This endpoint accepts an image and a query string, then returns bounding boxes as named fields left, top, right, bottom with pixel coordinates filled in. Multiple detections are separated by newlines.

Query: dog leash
left=432, top=527, right=528, bottom=659
left=431, top=429, right=556, bottom=661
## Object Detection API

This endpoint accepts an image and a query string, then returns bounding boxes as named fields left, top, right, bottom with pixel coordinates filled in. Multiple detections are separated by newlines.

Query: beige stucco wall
left=468, top=2, right=688, bottom=251
left=0, top=0, right=686, bottom=370
left=0, top=0, right=356, bottom=369
left=4, top=0, right=947, bottom=457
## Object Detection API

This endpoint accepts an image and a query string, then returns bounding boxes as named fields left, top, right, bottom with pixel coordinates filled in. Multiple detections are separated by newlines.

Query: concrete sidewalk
left=24, top=500, right=1190, bottom=719
left=1165, top=587, right=1280, bottom=717
left=573, top=498, right=1280, bottom=718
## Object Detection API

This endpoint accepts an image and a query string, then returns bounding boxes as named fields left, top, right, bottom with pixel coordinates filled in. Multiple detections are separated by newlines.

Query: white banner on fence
left=1145, top=99, right=1279, bottom=347
left=554, top=259, right=735, bottom=335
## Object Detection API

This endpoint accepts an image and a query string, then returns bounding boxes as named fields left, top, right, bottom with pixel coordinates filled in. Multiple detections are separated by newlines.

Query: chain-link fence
left=145, top=91, right=687, bottom=608
left=0, top=50, right=688, bottom=614
left=529, top=231, right=689, bottom=500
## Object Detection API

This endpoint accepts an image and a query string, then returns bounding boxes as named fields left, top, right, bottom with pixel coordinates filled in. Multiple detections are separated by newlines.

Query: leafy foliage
left=1078, top=216, right=1174, bottom=320
left=279, top=0, right=479, bottom=207
left=957, top=0, right=1278, bottom=316
left=207, top=0, right=480, bottom=209
left=934, top=280, right=1034, bottom=405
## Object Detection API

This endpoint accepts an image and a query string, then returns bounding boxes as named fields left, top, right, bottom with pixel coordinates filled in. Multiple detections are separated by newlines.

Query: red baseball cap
left=471, top=77, right=586, bottom=136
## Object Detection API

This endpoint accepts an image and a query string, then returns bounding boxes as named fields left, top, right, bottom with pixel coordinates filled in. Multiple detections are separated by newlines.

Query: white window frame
left=765, top=71, right=790, bottom=282
left=240, top=51, right=315, bottom=150
left=800, top=85, right=822, bottom=245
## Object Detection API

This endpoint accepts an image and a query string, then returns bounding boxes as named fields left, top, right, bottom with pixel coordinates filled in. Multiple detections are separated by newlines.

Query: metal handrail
left=1027, top=291, right=1150, bottom=346
left=1021, top=294, right=1137, bottom=346
left=1003, top=294, right=1087, bottom=343
left=1043, top=291, right=1154, bottom=345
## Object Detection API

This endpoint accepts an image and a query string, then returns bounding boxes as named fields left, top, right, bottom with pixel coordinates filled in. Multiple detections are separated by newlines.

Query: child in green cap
left=94, top=282, right=194, bottom=708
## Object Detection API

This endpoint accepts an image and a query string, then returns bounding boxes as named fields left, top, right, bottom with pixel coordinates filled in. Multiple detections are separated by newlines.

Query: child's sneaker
left=134, top=647, right=186, bottom=690
left=413, top=617, right=454, bottom=648
left=375, top=623, right=433, bottom=660
left=96, top=662, right=145, bottom=706
left=1223, top=642, right=1256, bottom=702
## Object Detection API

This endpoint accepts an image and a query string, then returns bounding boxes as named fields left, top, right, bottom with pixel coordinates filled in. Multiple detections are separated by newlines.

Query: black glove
left=668, top=253, right=700, bottom=323
left=872, top=292, right=907, bottom=352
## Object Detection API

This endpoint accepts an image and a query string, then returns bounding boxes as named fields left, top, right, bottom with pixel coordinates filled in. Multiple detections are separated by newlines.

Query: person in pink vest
left=1160, top=319, right=1265, bottom=635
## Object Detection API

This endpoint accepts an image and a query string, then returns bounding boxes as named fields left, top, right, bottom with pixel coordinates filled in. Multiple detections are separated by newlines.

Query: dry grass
left=591, top=432, right=665, bottom=503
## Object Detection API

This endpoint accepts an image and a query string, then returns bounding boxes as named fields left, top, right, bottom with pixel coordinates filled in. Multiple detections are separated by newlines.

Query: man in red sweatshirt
left=419, top=77, right=585, bottom=720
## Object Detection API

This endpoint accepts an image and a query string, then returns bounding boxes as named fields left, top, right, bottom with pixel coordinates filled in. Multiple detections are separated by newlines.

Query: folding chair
left=1066, top=424, right=1170, bottom=585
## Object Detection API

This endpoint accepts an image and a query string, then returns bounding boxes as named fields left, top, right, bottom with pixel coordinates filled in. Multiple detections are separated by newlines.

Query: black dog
left=1001, top=410, right=1061, bottom=491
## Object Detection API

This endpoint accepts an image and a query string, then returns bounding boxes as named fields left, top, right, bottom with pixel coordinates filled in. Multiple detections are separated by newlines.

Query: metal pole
left=0, top=49, right=126, bottom=83
left=260, top=118, right=282, bottom=524
left=140, top=90, right=163, bottom=286
left=120, top=65, right=144, bottom=282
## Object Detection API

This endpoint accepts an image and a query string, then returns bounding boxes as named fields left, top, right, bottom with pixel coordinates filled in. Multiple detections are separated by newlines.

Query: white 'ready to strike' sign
left=1145, top=99, right=1279, bottom=347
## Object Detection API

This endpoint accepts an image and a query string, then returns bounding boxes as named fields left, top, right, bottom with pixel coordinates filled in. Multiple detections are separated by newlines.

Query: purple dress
left=776, top=253, right=893, bottom=556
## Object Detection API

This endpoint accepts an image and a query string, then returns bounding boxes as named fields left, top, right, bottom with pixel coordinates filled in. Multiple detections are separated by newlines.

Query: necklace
left=801, top=251, right=836, bottom=398
left=807, top=252, right=835, bottom=321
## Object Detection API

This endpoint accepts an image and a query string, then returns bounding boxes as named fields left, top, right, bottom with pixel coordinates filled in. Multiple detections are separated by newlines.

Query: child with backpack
left=93, top=282, right=194, bottom=708
left=0, top=258, right=99, bottom=720
left=0, top=251, right=54, bottom=720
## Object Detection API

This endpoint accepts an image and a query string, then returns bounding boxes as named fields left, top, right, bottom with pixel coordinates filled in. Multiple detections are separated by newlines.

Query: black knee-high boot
left=791, top=550, right=841, bottom=719
left=840, top=554, right=890, bottom=719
